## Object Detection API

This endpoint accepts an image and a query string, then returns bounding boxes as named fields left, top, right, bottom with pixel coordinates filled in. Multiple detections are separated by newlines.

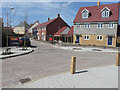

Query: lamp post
left=6, top=7, right=14, bottom=52
left=10, top=7, right=14, bottom=28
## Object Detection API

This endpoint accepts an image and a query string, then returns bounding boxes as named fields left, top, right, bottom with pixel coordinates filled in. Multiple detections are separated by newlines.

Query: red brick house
left=33, top=14, right=69, bottom=41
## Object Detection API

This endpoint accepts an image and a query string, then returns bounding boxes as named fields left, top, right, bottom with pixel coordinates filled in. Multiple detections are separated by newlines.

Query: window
left=77, top=25, right=80, bottom=28
left=81, top=9, right=89, bottom=19
left=101, top=7, right=110, bottom=18
left=97, top=24, right=103, bottom=28
left=82, top=13, right=89, bottom=19
left=109, top=23, right=114, bottom=28
left=85, top=24, right=90, bottom=28
left=97, top=35, right=103, bottom=40
left=102, top=11, right=109, bottom=17
left=84, top=35, right=90, bottom=40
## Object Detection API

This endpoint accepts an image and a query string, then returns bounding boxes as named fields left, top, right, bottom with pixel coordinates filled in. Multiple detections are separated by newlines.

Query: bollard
left=116, top=53, right=120, bottom=66
left=71, top=56, right=76, bottom=74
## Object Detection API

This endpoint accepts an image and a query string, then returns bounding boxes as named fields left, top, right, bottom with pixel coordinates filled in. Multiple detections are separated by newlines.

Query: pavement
left=0, top=47, right=34, bottom=59
left=38, top=41, right=119, bottom=53
left=51, top=45, right=118, bottom=53
left=14, top=65, right=118, bottom=88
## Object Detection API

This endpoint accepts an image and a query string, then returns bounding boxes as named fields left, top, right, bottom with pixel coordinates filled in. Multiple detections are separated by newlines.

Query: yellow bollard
left=71, top=56, right=76, bottom=74
left=116, top=53, right=120, bottom=66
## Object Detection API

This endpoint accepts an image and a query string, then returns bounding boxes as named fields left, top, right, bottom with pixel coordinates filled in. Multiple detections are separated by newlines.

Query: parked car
left=19, top=38, right=31, bottom=47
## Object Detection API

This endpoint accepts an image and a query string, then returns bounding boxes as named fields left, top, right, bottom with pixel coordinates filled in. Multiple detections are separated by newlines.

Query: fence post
left=71, top=56, right=76, bottom=74
left=116, top=53, right=120, bottom=66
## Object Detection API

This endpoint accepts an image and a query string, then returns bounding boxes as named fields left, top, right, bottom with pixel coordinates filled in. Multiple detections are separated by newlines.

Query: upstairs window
left=77, top=25, right=80, bottom=28
left=81, top=9, right=89, bottom=19
left=97, top=23, right=103, bottom=28
left=85, top=24, right=90, bottom=28
left=109, top=23, right=114, bottom=28
left=101, top=7, right=110, bottom=18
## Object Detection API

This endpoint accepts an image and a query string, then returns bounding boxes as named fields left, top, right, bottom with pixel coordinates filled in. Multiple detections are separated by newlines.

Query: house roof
left=34, top=18, right=57, bottom=28
left=30, top=20, right=39, bottom=27
left=67, top=26, right=73, bottom=35
left=61, top=27, right=70, bottom=35
left=14, top=21, right=30, bottom=29
left=54, top=26, right=68, bottom=36
left=73, top=3, right=119, bottom=23
left=3, top=27, right=16, bottom=36
left=54, top=26, right=73, bottom=36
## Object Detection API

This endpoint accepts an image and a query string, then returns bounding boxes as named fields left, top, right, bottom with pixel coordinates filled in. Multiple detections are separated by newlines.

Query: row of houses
left=12, top=1, right=120, bottom=47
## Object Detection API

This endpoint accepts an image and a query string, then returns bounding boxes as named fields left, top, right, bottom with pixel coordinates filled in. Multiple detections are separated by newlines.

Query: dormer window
left=101, top=7, right=110, bottom=18
left=81, top=9, right=89, bottom=19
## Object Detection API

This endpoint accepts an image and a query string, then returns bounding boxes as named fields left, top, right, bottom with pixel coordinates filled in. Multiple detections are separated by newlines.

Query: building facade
left=14, top=21, right=30, bottom=35
left=28, top=20, right=39, bottom=35
left=73, top=2, right=120, bottom=47
left=33, top=14, right=69, bottom=41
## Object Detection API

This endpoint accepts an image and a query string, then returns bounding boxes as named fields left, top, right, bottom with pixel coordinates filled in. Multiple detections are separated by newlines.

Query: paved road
left=2, top=40, right=116, bottom=88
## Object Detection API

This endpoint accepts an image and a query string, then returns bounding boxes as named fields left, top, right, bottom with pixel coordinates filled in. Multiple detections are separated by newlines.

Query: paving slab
left=15, top=65, right=118, bottom=88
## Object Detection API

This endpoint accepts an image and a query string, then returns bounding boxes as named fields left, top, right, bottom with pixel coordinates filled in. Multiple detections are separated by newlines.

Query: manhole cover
left=92, top=49, right=102, bottom=51
left=20, top=78, right=31, bottom=84
left=73, top=48, right=82, bottom=50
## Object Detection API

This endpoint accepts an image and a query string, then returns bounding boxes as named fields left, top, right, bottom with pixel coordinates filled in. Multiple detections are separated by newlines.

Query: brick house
left=33, top=14, right=69, bottom=41
left=73, top=2, right=120, bottom=47
left=28, top=20, right=40, bottom=37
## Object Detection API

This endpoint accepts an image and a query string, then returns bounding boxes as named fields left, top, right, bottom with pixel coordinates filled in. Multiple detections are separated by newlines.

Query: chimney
left=97, top=0, right=100, bottom=6
left=48, top=17, right=50, bottom=21
left=57, top=14, right=60, bottom=18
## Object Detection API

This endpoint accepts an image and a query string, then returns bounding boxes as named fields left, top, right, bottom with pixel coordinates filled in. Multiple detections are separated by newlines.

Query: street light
left=10, top=7, right=14, bottom=28
left=6, top=7, right=14, bottom=53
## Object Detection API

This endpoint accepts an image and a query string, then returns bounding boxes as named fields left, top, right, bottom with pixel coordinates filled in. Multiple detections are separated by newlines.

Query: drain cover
left=73, top=48, right=82, bottom=50
left=92, top=49, right=102, bottom=51
left=20, top=78, right=31, bottom=84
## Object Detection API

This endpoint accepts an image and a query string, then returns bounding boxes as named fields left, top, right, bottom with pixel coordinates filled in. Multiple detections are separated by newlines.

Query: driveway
left=2, top=40, right=116, bottom=87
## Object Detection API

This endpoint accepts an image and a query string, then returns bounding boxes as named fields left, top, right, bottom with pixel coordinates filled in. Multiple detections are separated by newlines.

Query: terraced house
left=73, top=1, right=120, bottom=47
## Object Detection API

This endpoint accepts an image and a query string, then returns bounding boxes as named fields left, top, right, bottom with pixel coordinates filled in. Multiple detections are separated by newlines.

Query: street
left=2, top=40, right=116, bottom=88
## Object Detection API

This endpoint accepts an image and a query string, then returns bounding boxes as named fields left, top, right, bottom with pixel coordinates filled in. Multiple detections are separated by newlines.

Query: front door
left=76, top=35, right=80, bottom=43
left=107, top=36, right=112, bottom=45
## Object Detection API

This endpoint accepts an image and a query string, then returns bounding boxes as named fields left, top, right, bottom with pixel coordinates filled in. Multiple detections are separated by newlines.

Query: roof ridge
left=34, top=17, right=58, bottom=28
left=80, top=3, right=118, bottom=8
left=40, top=17, right=58, bottom=25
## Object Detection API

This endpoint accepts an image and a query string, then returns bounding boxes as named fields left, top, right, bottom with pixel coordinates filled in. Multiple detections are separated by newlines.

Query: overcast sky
left=1, top=1, right=118, bottom=27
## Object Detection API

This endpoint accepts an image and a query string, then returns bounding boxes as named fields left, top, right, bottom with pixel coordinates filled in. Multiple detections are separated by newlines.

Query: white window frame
left=102, top=11, right=110, bottom=18
left=97, top=35, right=103, bottom=41
left=84, top=35, right=90, bottom=40
left=97, top=23, right=103, bottom=28
left=81, top=9, right=89, bottom=19
left=77, top=25, right=80, bottom=28
left=84, top=24, right=90, bottom=28
left=101, top=7, right=110, bottom=18
left=109, top=23, right=114, bottom=28
left=82, top=13, right=88, bottom=19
